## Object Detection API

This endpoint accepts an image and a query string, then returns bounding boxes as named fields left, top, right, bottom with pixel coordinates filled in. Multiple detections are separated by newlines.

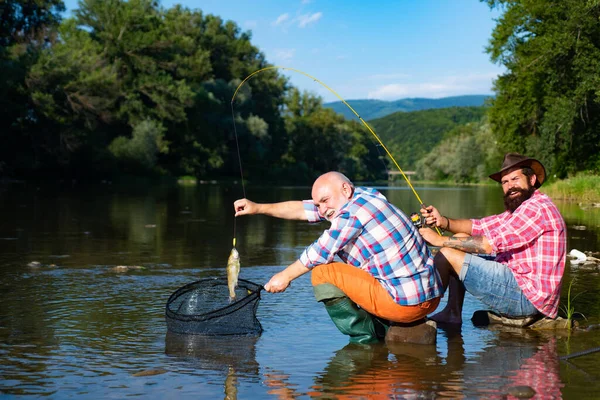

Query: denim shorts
left=459, top=253, right=539, bottom=317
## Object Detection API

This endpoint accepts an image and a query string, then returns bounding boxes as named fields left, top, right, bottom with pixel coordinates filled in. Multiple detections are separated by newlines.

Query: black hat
left=489, top=153, right=546, bottom=188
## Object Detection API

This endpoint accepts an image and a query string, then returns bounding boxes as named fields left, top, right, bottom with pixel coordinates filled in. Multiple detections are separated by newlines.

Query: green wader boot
left=313, top=283, right=387, bottom=344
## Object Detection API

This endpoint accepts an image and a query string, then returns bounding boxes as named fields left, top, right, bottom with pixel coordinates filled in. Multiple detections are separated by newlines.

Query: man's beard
left=504, top=186, right=535, bottom=212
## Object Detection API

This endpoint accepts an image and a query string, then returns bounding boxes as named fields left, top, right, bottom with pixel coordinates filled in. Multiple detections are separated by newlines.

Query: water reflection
left=165, top=332, right=260, bottom=399
left=461, top=326, right=564, bottom=398
left=261, top=326, right=564, bottom=399
left=164, top=332, right=259, bottom=373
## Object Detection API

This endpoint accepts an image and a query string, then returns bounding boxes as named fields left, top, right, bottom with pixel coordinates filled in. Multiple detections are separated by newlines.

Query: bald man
left=234, top=172, right=443, bottom=343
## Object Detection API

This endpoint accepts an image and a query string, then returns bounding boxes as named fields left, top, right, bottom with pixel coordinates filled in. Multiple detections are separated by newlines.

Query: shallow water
left=0, top=182, right=599, bottom=398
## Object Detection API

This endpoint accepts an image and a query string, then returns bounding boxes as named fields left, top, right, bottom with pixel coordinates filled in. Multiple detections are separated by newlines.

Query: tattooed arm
left=442, top=235, right=492, bottom=254
left=419, top=228, right=493, bottom=254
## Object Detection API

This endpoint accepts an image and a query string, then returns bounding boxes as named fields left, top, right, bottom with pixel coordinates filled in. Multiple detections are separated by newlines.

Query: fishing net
left=165, top=277, right=263, bottom=335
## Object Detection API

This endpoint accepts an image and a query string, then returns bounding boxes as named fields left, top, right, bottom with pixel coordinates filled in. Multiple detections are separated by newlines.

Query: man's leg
left=312, top=263, right=439, bottom=324
left=432, top=249, right=539, bottom=324
left=428, top=247, right=468, bottom=325
left=312, top=279, right=384, bottom=344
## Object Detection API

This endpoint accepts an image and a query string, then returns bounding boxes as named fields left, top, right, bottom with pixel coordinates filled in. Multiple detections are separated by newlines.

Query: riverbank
left=542, top=173, right=600, bottom=203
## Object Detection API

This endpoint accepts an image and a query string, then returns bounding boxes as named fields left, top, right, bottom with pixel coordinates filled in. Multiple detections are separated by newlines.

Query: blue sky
left=62, top=0, right=504, bottom=102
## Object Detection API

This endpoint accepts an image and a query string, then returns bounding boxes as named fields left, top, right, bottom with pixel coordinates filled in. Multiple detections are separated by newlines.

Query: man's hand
left=264, top=260, right=310, bottom=293
left=264, top=271, right=291, bottom=293
left=419, top=227, right=444, bottom=247
left=420, top=205, right=445, bottom=228
left=234, top=198, right=259, bottom=217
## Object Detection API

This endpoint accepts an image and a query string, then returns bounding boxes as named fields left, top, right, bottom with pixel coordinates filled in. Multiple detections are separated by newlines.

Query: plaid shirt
left=471, top=190, right=566, bottom=318
left=299, top=187, right=442, bottom=306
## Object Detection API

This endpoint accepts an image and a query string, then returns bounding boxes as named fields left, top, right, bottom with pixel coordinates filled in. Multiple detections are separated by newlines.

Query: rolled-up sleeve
left=299, top=211, right=363, bottom=268
left=303, top=200, right=324, bottom=223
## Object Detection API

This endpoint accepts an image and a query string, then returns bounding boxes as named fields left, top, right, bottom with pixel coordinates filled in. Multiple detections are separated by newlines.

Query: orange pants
left=311, top=262, right=440, bottom=323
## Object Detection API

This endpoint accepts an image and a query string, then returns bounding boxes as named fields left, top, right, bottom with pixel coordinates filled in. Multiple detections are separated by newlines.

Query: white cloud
left=367, top=73, right=499, bottom=100
left=273, top=13, right=290, bottom=26
left=297, top=12, right=322, bottom=28
left=273, top=48, right=296, bottom=62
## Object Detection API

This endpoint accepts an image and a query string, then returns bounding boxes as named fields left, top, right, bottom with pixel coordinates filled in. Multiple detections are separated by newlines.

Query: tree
left=0, top=0, right=65, bottom=176
left=484, top=0, right=600, bottom=176
left=280, top=88, right=385, bottom=182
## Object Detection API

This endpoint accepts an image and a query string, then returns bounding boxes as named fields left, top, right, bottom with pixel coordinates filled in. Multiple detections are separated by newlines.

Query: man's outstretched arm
left=234, top=198, right=307, bottom=220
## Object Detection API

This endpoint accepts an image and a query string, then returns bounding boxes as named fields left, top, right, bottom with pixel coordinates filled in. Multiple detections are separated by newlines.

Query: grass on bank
left=542, top=173, right=600, bottom=203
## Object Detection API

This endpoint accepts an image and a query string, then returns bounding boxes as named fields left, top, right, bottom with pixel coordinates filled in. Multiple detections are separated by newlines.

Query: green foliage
left=109, top=119, right=168, bottom=172
left=0, top=0, right=65, bottom=176
left=280, top=88, right=386, bottom=182
left=559, top=279, right=586, bottom=323
left=368, top=106, right=487, bottom=170
left=484, top=0, right=600, bottom=177
left=324, top=95, right=490, bottom=120
left=0, top=0, right=65, bottom=48
left=542, top=172, right=600, bottom=202
left=416, top=119, right=501, bottom=183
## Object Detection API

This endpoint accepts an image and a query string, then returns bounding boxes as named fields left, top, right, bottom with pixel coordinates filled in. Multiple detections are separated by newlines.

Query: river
left=0, top=181, right=599, bottom=398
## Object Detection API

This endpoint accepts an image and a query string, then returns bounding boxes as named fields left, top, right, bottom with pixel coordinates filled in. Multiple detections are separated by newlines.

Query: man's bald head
left=313, top=171, right=353, bottom=189
left=311, top=172, right=355, bottom=221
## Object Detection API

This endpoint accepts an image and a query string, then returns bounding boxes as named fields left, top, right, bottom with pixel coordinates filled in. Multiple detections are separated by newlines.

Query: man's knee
left=313, top=283, right=345, bottom=302
left=438, top=247, right=466, bottom=276
left=311, top=263, right=332, bottom=287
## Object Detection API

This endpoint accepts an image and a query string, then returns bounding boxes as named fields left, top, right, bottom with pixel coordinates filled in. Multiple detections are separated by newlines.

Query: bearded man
left=419, top=153, right=566, bottom=325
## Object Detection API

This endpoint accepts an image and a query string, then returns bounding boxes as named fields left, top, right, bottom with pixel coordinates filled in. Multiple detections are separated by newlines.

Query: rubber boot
left=313, top=283, right=387, bottom=344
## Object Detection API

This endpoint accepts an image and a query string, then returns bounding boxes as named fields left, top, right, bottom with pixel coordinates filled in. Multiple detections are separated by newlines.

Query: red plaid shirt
left=471, top=190, right=566, bottom=318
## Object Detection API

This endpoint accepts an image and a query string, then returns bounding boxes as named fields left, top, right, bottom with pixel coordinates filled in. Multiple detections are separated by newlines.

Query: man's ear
left=342, top=182, right=352, bottom=198
left=529, top=173, right=537, bottom=187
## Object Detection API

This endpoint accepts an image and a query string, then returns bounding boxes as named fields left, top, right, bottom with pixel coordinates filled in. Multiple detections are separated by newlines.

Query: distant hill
left=369, top=106, right=487, bottom=170
left=324, top=95, right=490, bottom=120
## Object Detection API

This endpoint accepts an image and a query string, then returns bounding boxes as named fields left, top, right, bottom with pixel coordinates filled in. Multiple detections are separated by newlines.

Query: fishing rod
left=230, top=66, right=441, bottom=239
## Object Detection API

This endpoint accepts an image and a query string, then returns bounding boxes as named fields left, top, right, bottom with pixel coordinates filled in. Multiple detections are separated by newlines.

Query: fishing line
left=231, top=66, right=441, bottom=236
left=230, top=102, right=248, bottom=248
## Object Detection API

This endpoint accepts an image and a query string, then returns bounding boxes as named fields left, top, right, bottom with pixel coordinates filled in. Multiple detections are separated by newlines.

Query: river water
left=0, top=181, right=599, bottom=398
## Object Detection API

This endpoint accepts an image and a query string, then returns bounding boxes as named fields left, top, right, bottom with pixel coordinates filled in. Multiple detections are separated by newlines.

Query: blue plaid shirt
left=299, top=187, right=442, bottom=305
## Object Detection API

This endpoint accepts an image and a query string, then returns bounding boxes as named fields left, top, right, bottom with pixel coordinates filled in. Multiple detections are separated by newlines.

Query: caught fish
left=227, top=247, right=241, bottom=302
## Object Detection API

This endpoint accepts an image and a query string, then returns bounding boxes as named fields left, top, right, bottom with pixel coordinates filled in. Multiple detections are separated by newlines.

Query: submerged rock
left=110, top=265, right=144, bottom=273
left=529, top=317, right=575, bottom=330
left=471, top=311, right=575, bottom=330
left=132, top=368, right=167, bottom=377
left=506, top=385, right=536, bottom=398
left=471, top=310, right=540, bottom=328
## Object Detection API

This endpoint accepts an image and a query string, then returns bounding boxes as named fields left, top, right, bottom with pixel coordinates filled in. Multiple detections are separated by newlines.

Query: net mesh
left=165, top=277, right=263, bottom=335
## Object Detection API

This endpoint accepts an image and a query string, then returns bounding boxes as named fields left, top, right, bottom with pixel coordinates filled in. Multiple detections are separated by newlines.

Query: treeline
left=369, top=106, right=487, bottom=171
left=324, top=95, right=489, bottom=121
left=2, top=0, right=599, bottom=184
left=0, top=0, right=384, bottom=182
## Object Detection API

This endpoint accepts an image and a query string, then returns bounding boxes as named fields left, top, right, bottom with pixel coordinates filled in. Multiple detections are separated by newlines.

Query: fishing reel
left=410, top=212, right=423, bottom=229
